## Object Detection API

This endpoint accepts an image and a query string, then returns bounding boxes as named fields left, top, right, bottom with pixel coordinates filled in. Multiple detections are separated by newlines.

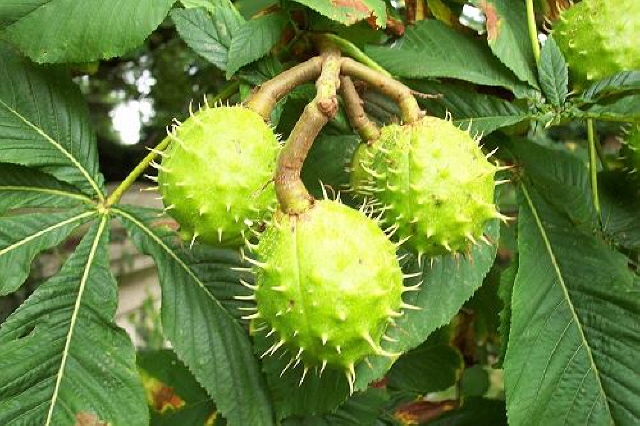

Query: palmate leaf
left=172, top=2, right=244, bottom=71
left=292, top=0, right=386, bottom=27
left=599, top=172, right=640, bottom=251
left=225, top=12, right=288, bottom=78
left=428, top=397, right=507, bottom=425
left=0, top=217, right=148, bottom=425
left=0, top=209, right=95, bottom=295
left=386, top=327, right=463, bottom=394
left=580, top=71, right=640, bottom=102
left=354, top=220, right=500, bottom=390
left=283, top=388, right=388, bottom=425
left=0, top=163, right=93, bottom=213
left=504, top=182, right=640, bottom=425
left=365, top=20, right=531, bottom=96
left=114, top=205, right=274, bottom=426
left=0, top=0, right=176, bottom=63
left=138, top=349, right=216, bottom=425
left=301, top=134, right=360, bottom=200
left=583, top=94, right=640, bottom=123
left=254, top=326, right=351, bottom=420
left=0, top=43, right=105, bottom=200
left=409, top=80, right=533, bottom=136
left=479, top=0, right=539, bottom=88
left=537, top=37, right=569, bottom=107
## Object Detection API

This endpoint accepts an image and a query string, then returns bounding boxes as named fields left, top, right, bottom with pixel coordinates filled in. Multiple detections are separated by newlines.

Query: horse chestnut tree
left=0, top=1, right=638, bottom=425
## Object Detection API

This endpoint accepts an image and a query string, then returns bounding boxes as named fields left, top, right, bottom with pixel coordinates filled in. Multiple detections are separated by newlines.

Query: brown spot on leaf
left=394, top=399, right=458, bottom=424
left=141, top=372, right=186, bottom=413
left=332, top=0, right=381, bottom=26
left=479, top=1, right=501, bottom=42
left=75, top=412, right=109, bottom=426
left=150, top=384, right=185, bottom=412
left=332, top=0, right=369, bottom=13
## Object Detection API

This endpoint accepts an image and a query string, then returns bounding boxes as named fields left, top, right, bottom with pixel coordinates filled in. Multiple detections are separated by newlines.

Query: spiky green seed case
left=252, top=200, right=404, bottom=387
left=354, top=116, right=499, bottom=256
left=553, top=0, right=640, bottom=88
left=158, top=105, right=279, bottom=247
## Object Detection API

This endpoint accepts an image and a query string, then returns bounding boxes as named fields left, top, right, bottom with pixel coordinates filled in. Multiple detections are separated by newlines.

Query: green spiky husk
left=158, top=105, right=279, bottom=247
left=553, top=0, right=640, bottom=89
left=621, top=125, right=640, bottom=178
left=354, top=116, right=498, bottom=256
left=253, top=200, right=404, bottom=374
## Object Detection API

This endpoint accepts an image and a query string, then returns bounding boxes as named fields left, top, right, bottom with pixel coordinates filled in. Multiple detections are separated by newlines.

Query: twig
left=341, top=57, right=422, bottom=124
left=340, top=75, right=380, bottom=143
left=245, top=56, right=324, bottom=121
left=311, top=33, right=392, bottom=78
left=275, top=47, right=342, bottom=214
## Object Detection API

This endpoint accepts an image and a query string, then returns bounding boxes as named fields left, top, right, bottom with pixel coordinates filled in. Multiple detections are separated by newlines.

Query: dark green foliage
left=0, top=1, right=638, bottom=425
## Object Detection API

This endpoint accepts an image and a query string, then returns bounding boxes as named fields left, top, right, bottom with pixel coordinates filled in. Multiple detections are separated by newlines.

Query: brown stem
left=341, top=57, right=422, bottom=124
left=340, top=75, right=380, bottom=144
left=245, top=56, right=324, bottom=121
left=406, top=0, right=417, bottom=24
left=275, top=47, right=342, bottom=214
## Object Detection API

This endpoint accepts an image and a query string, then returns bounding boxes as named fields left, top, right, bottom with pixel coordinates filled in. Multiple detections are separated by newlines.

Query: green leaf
left=0, top=0, right=176, bottom=63
left=583, top=94, right=640, bottom=122
left=114, top=205, right=274, bottom=426
left=0, top=217, right=148, bottom=425
left=479, top=0, right=539, bottom=88
left=537, top=37, right=569, bottom=107
left=365, top=20, right=529, bottom=95
left=235, top=0, right=278, bottom=19
left=0, top=210, right=95, bottom=296
left=226, top=12, right=288, bottom=78
left=138, top=349, right=216, bottom=425
left=508, top=140, right=596, bottom=231
left=580, top=71, right=640, bottom=102
left=0, top=2, right=45, bottom=27
left=387, top=327, right=463, bottom=394
left=283, top=388, right=388, bottom=425
left=410, top=80, right=533, bottom=136
left=177, top=241, right=258, bottom=325
left=504, top=182, right=640, bottom=425
left=172, top=3, right=244, bottom=71
left=0, top=43, right=105, bottom=199
left=496, top=258, right=517, bottom=368
left=301, top=134, right=360, bottom=200
left=428, top=397, right=507, bottom=425
left=599, top=171, right=640, bottom=251
left=292, top=0, right=387, bottom=27
left=0, top=163, right=93, bottom=213
left=255, top=327, right=351, bottom=420
left=355, top=220, right=500, bottom=390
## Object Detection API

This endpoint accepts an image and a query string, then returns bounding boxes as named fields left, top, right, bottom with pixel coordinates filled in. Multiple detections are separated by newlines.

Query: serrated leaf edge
left=111, top=208, right=230, bottom=318
left=0, top=211, right=95, bottom=258
left=44, top=213, right=107, bottom=425
left=0, top=99, right=104, bottom=202
left=517, top=183, right=612, bottom=419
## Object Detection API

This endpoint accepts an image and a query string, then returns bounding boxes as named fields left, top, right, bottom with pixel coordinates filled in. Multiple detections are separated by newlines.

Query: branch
left=340, top=75, right=380, bottom=143
left=275, top=47, right=342, bottom=214
left=341, top=58, right=422, bottom=124
left=311, top=33, right=392, bottom=78
left=245, top=56, right=324, bottom=121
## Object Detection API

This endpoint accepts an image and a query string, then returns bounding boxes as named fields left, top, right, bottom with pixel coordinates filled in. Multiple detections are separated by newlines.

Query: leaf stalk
left=587, top=119, right=602, bottom=226
left=526, top=0, right=541, bottom=63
